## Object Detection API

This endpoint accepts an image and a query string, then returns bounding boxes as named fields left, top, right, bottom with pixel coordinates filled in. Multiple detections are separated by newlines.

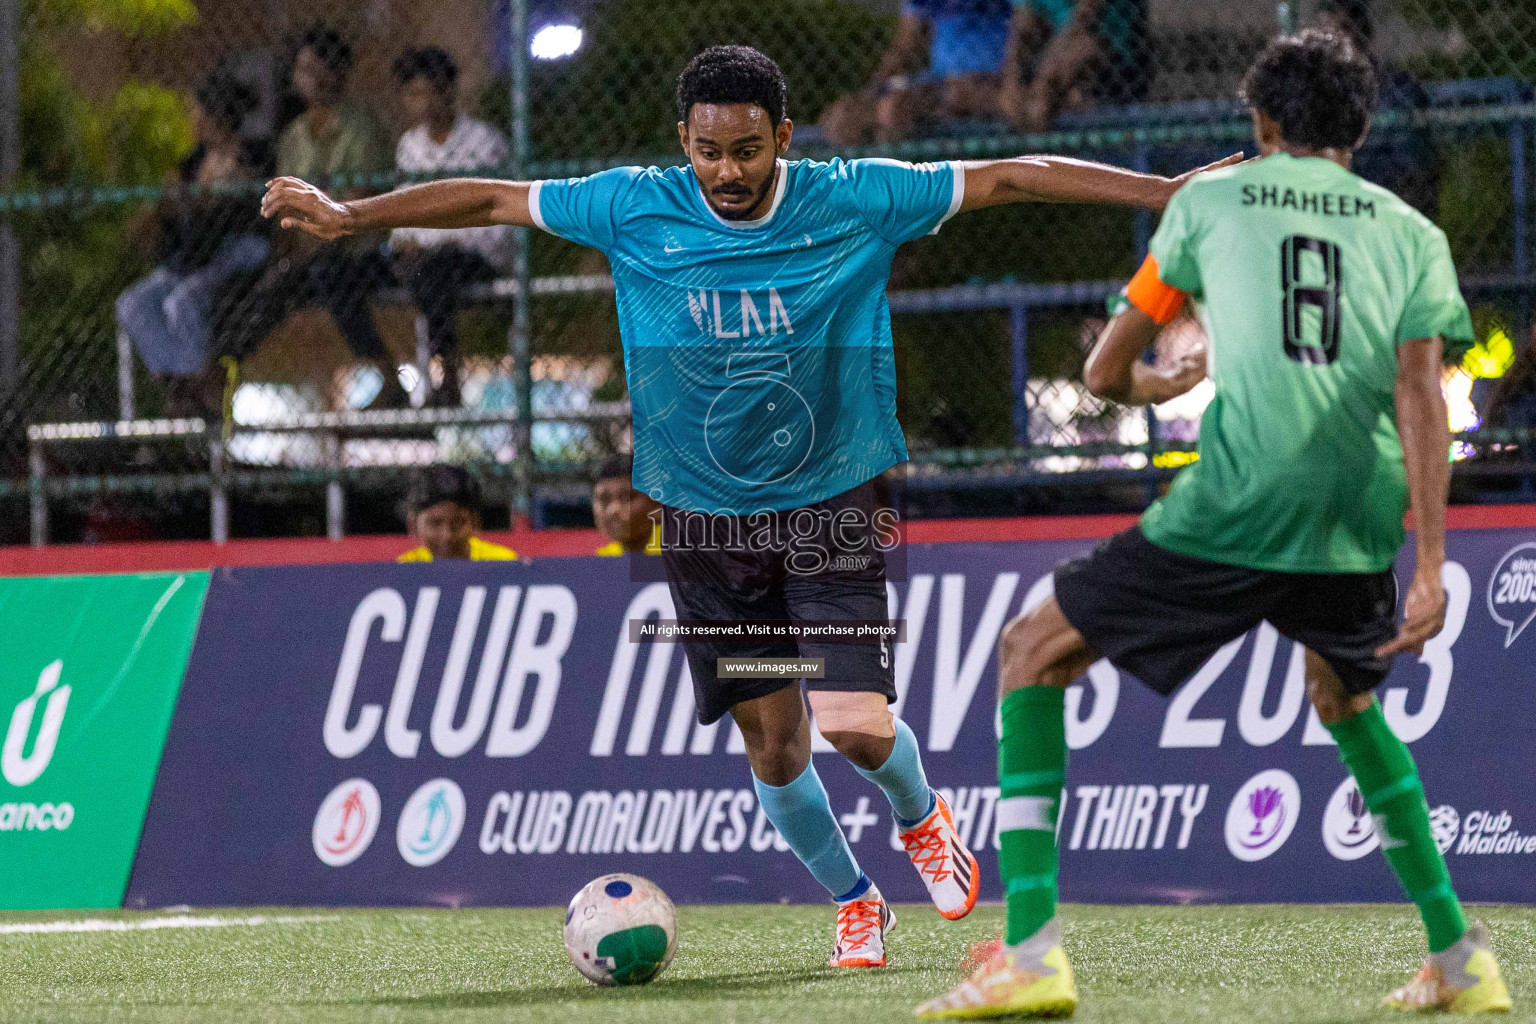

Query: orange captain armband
left=1123, top=255, right=1188, bottom=326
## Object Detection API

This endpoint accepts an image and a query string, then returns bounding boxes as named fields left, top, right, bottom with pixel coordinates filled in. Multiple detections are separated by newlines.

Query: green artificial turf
left=1, top=903, right=1532, bottom=1023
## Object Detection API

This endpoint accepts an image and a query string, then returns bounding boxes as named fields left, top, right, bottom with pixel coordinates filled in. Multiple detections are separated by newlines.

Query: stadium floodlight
left=531, top=23, right=582, bottom=60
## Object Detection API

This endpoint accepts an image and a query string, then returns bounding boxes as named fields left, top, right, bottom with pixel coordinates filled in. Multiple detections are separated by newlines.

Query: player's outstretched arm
left=261, top=177, right=536, bottom=240
left=958, top=153, right=1244, bottom=213
left=1379, top=336, right=1451, bottom=659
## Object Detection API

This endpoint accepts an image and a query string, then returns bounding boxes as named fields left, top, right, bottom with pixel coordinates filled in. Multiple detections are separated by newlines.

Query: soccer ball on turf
left=563, top=873, right=678, bottom=986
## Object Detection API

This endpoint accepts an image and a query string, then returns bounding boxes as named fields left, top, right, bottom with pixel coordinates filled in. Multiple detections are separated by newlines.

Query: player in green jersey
left=917, top=29, right=1512, bottom=1019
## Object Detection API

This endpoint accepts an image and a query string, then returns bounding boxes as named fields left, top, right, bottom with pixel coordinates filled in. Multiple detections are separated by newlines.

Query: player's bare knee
left=809, top=692, right=895, bottom=769
left=1303, top=649, right=1371, bottom=724
left=997, top=609, right=1072, bottom=697
left=997, top=613, right=1043, bottom=682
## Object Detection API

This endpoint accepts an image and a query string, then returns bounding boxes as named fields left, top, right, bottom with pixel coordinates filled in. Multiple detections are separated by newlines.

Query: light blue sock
left=753, top=761, right=862, bottom=899
left=854, top=718, right=935, bottom=827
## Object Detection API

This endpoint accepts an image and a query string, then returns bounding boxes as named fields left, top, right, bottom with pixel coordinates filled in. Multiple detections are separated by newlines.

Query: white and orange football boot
left=1383, top=921, right=1512, bottom=1014
left=830, top=883, right=897, bottom=968
left=898, top=794, right=981, bottom=921
left=915, top=916, right=1077, bottom=1019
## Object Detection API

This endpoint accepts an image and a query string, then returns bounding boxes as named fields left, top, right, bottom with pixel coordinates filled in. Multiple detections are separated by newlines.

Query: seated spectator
left=820, top=0, right=1013, bottom=145
left=390, top=47, right=514, bottom=408
left=398, top=465, right=517, bottom=562
left=1001, top=0, right=1150, bottom=131
left=238, top=24, right=404, bottom=409
left=821, top=0, right=1148, bottom=144
left=1482, top=328, right=1536, bottom=435
left=1309, top=0, right=1440, bottom=217
left=117, top=72, right=272, bottom=417
left=591, top=456, right=660, bottom=556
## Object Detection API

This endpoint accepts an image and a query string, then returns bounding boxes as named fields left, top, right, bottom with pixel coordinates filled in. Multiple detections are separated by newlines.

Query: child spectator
left=591, top=456, right=660, bottom=556
left=399, top=465, right=517, bottom=561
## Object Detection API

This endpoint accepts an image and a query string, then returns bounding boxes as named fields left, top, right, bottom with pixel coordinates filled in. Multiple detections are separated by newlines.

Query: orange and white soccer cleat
left=898, top=794, right=981, bottom=921
left=915, top=916, right=1077, bottom=1019
left=830, top=885, right=896, bottom=968
left=1384, top=921, right=1512, bottom=1014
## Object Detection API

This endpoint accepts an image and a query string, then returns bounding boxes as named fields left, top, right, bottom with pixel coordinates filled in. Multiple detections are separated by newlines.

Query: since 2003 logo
left=397, top=779, right=467, bottom=868
left=312, top=779, right=382, bottom=867
left=1225, top=769, right=1301, bottom=862
left=1487, top=542, right=1536, bottom=649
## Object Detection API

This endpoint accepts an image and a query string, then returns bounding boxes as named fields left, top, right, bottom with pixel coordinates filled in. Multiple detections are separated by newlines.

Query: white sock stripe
left=996, top=795, right=1056, bottom=832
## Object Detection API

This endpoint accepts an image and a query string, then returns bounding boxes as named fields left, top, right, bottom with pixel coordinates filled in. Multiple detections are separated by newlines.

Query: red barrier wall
left=1, top=506, right=1532, bottom=577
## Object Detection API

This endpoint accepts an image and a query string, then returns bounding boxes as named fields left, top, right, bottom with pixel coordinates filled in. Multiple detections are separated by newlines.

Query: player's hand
left=260, top=177, right=355, bottom=241
left=1133, top=345, right=1207, bottom=404
left=1155, top=153, right=1251, bottom=209
left=1375, top=566, right=1446, bottom=659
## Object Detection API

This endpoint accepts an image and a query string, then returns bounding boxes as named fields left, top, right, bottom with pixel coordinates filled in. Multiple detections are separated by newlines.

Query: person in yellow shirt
left=591, top=456, right=660, bottom=557
left=398, top=465, right=516, bottom=562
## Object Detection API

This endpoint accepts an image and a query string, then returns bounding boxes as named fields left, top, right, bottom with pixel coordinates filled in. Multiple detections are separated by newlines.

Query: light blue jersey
left=530, top=157, right=964, bottom=513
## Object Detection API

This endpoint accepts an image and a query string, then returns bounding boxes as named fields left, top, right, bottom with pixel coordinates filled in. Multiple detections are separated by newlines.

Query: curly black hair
left=594, top=455, right=633, bottom=483
left=675, top=45, right=787, bottom=127
left=298, top=23, right=353, bottom=74
left=394, top=46, right=458, bottom=92
left=409, top=464, right=481, bottom=515
left=1240, top=29, right=1378, bottom=151
left=195, top=72, right=258, bottom=134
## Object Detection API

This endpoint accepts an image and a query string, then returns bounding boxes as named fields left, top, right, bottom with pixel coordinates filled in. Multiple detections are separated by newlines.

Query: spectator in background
left=591, top=456, right=660, bottom=556
left=117, top=72, right=272, bottom=417
left=820, top=0, right=1013, bottom=145
left=398, top=464, right=517, bottom=562
left=391, top=47, right=515, bottom=408
left=820, top=0, right=1149, bottom=144
left=1001, top=0, right=1151, bottom=131
left=1482, top=329, right=1536, bottom=435
left=1309, top=0, right=1440, bottom=216
left=238, top=25, right=406, bottom=409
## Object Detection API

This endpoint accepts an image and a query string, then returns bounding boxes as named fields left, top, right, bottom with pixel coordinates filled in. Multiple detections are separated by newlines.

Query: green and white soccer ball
left=563, top=873, right=678, bottom=986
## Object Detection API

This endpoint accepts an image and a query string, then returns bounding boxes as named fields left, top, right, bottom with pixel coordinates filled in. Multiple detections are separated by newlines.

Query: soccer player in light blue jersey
left=263, top=44, right=1232, bottom=968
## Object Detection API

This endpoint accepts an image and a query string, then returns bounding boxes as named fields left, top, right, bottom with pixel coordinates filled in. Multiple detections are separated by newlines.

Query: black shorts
left=662, top=481, right=897, bottom=725
left=1054, top=527, right=1398, bottom=697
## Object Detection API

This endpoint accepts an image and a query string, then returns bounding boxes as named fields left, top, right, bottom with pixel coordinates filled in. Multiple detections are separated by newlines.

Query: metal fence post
left=117, top=325, right=136, bottom=420
left=28, top=444, right=47, bottom=546
left=0, top=0, right=20, bottom=405
left=509, top=0, right=534, bottom=526
left=325, top=431, right=344, bottom=541
left=1275, top=1, right=1296, bottom=35
left=210, top=431, right=229, bottom=543
left=1010, top=303, right=1030, bottom=449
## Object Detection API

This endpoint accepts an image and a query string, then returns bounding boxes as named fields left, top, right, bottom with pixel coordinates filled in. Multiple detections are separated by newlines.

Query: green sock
left=998, top=686, right=1066, bottom=946
left=1328, top=699, right=1467, bottom=952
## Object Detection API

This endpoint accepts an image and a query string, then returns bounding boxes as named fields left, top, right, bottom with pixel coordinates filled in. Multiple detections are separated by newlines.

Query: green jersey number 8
left=1281, top=234, right=1342, bottom=366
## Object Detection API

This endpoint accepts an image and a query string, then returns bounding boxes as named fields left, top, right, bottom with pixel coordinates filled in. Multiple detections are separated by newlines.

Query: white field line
left=0, top=914, right=340, bottom=935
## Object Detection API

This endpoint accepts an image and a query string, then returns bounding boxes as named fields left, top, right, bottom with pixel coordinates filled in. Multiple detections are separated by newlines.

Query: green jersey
left=1138, top=153, right=1473, bottom=573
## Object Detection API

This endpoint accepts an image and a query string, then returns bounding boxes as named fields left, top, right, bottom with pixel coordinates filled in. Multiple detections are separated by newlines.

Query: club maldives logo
left=1488, top=542, right=1536, bottom=649
left=1322, top=778, right=1379, bottom=861
left=1225, top=769, right=1301, bottom=862
left=1429, top=805, right=1461, bottom=854
left=397, top=778, right=466, bottom=868
left=3, top=660, right=70, bottom=789
left=1426, top=805, right=1536, bottom=856
left=312, top=779, right=382, bottom=867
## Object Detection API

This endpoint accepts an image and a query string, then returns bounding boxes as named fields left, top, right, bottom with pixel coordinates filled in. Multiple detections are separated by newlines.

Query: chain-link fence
left=3, top=0, right=1535, bottom=543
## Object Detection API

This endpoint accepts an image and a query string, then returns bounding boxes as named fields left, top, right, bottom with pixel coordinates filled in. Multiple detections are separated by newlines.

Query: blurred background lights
left=531, top=23, right=583, bottom=59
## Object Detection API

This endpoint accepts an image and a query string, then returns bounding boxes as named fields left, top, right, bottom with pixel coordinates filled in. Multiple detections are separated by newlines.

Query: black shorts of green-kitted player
left=1055, top=526, right=1397, bottom=696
